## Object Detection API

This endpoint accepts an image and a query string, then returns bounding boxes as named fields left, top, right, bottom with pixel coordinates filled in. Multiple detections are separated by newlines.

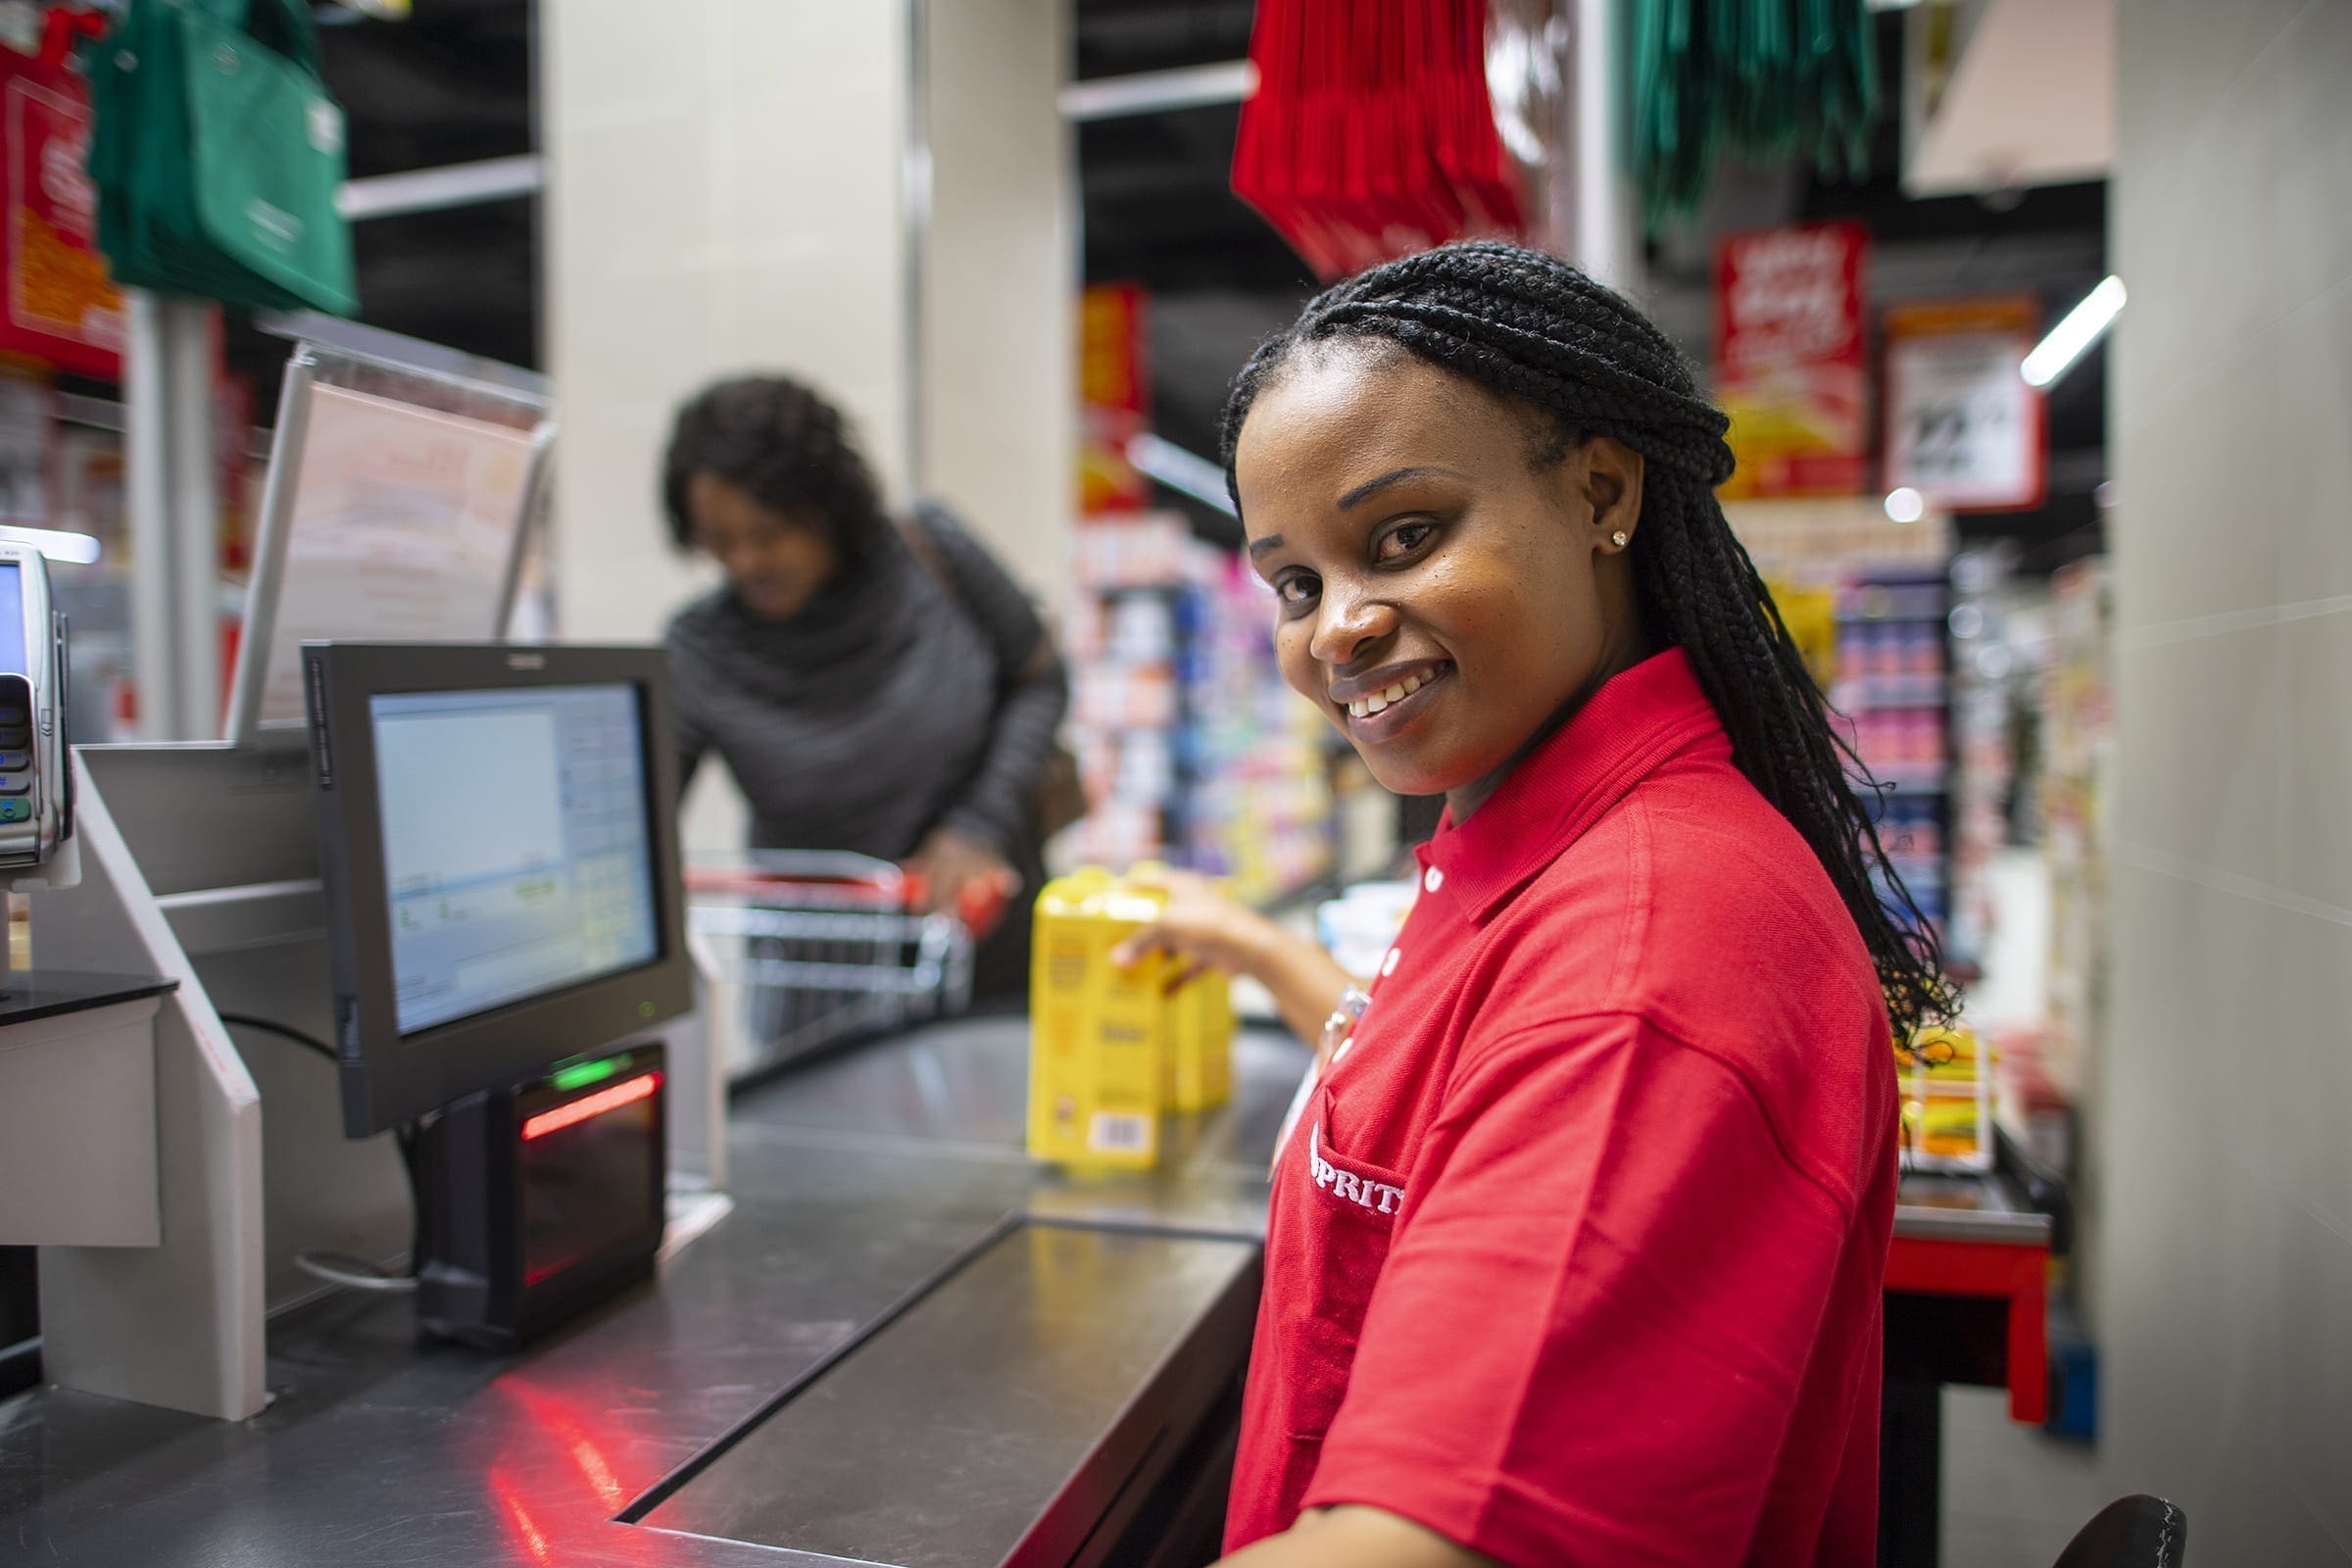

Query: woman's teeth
left=1348, top=669, right=1434, bottom=719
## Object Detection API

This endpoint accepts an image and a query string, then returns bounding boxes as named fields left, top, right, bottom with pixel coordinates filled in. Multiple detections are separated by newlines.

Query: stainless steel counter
left=0, top=1018, right=1308, bottom=1568
left=0, top=1012, right=2050, bottom=1567
left=1894, top=1170, right=2055, bottom=1246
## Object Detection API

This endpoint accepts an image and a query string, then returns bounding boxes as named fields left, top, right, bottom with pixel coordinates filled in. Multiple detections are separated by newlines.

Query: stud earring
left=1610, top=531, right=1630, bottom=548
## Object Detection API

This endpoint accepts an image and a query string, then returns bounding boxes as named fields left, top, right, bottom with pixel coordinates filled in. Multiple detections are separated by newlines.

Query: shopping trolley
left=685, top=851, right=1004, bottom=1078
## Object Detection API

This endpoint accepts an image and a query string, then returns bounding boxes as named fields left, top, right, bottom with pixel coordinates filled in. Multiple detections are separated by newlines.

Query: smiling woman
left=1113, top=241, right=1956, bottom=1568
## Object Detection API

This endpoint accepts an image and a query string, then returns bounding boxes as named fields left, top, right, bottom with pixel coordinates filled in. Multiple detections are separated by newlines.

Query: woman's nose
left=1310, top=585, right=1396, bottom=668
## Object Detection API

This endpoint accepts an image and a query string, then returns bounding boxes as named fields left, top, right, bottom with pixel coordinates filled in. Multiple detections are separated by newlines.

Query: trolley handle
left=686, top=850, right=910, bottom=906
left=685, top=853, right=1012, bottom=935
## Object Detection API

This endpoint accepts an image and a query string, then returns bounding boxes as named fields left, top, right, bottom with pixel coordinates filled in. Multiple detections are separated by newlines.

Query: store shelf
left=1835, top=674, right=1948, bottom=708
left=1836, top=610, right=1947, bottom=626
left=1869, top=767, right=1949, bottom=793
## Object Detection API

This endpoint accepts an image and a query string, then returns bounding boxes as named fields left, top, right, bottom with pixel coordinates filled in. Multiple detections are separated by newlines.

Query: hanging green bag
left=83, top=0, right=356, bottom=316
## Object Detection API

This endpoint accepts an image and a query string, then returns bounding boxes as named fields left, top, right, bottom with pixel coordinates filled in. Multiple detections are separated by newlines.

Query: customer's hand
left=1108, top=867, right=1273, bottom=988
left=906, top=828, right=1017, bottom=930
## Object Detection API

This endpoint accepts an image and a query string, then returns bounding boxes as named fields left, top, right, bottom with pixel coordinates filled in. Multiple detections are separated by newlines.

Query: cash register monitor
left=307, top=643, right=692, bottom=1138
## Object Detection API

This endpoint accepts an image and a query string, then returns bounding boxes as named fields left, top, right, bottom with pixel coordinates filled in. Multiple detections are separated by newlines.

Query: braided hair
left=1221, top=240, right=1955, bottom=1041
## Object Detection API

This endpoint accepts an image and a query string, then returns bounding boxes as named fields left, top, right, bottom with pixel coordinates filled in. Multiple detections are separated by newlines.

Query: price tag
left=1884, top=301, right=2045, bottom=512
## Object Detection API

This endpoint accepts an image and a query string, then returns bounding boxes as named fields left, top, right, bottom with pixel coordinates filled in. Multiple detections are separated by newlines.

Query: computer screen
left=369, top=683, right=662, bottom=1035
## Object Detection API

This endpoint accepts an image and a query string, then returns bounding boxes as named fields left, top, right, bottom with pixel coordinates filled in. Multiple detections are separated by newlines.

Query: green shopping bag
left=84, top=0, right=356, bottom=316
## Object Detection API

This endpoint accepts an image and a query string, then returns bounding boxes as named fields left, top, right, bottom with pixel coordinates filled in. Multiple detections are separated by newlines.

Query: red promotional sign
left=1078, top=282, right=1151, bottom=514
left=1714, top=220, right=1869, bottom=499
left=0, top=25, right=122, bottom=379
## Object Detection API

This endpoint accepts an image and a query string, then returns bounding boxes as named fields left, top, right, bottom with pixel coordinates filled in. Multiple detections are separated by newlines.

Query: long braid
left=1222, top=240, right=1955, bottom=1041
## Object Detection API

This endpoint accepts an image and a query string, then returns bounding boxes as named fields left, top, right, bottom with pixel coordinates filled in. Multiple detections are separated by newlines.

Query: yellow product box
left=1903, top=1090, right=1989, bottom=1162
left=1166, top=963, right=1234, bottom=1113
left=1895, top=1023, right=1993, bottom=1170
left=1027, top=868, right=1237, bottom=1167
left=1028, top=870, right=1169, bottom=1169
left=1899, top=1024, right=1984, bottom=1078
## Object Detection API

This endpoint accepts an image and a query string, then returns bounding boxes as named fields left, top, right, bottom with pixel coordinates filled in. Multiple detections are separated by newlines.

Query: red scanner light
left=521, top=1071, right=660, bottom=1142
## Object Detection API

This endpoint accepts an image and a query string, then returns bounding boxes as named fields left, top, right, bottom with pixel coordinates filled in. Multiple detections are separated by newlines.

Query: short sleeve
left=1301, top=1015, right=1855, bottom=1567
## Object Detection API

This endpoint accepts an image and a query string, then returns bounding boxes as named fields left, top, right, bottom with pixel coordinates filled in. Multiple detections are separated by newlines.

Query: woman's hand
left=1108, top=868, right=1276, bottom=983
left=906, top=827, right=1017, bottom=928
left=1112, top=868, right=1360, bottom=1048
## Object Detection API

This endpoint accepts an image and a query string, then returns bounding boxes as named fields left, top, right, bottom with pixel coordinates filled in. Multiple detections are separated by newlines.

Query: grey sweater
left=665, top=505, right=1069, bottom=863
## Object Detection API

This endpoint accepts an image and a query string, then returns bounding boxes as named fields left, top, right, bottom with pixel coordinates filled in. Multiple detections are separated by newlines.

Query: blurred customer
left=662, top=374, right=1067, bottom=998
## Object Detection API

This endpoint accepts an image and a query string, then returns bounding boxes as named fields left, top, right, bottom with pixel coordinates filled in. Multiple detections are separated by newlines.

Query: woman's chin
left=735, top=585, right=805, bottom=620
left=1356, top=746, right=1471, bottom=804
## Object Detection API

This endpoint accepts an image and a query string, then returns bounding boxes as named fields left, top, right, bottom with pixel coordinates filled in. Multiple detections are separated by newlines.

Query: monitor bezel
left=305, top=642, right=693, bottom=1138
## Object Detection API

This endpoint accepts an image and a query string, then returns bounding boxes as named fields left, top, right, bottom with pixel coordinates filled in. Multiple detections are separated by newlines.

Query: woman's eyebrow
left=1247, top=533, right=1285, bottom=560
left=1336, top=466, right=1469, bottom=511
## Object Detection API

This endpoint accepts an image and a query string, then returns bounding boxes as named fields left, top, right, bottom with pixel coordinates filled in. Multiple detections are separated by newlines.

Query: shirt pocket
left=1276, top=1081, right=1410, bottom=1440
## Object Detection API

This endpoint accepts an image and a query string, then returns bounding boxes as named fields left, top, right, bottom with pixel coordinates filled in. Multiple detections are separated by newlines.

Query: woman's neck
left=1444, top=617, right=1658, bottom=823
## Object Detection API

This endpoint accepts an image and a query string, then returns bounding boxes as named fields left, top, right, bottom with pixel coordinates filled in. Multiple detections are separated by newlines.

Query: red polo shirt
left=1226, top=649, right=1898, bottom=1566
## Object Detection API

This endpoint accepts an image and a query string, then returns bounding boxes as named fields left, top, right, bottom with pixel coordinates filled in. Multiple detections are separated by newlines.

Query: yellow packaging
left=1903, top=1092, right=1988, bottom=1160
left=1895, top=1024, right=1993, bottom=1169
left=1167, top=964, right=1234, bottom=1113
left=1027, top=867, right=1237, bottom=1167
left=1899, top=1024, right=1983, bottom=1078
left=1029, top=869, right=1167, bottom=1169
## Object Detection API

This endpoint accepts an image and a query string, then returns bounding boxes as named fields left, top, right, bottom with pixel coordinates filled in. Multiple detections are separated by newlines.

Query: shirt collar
left=1417, top=648, right=1728, bottom=926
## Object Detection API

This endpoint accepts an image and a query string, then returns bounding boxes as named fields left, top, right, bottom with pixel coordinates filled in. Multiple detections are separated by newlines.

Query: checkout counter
left=1, top=1008, right=2056, bottom=1568
left=2, top=1016, right=1297, bottom=1567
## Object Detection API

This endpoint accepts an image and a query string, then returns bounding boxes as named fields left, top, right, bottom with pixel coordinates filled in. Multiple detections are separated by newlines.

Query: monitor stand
left=413, top=1042, right=669, bottom=1350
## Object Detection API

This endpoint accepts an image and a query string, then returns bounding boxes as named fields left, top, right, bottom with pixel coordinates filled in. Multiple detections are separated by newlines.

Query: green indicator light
left=639, top=1000, right=656, bottom=1018
left=549, top=1055, right=624, bottom=1094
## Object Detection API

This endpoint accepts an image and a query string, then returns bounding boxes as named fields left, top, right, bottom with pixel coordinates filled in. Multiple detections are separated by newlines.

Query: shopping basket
left=685, top=851, right=987, bottom=1077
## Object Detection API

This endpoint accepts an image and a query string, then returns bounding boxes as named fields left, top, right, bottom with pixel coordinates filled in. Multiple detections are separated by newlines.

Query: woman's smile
left=1331, top=658, right=1454, bottom=741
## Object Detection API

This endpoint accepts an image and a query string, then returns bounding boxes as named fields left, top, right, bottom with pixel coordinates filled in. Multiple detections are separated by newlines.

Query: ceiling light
left=2022, top=276, right=2126, bottom=389
left=1125, top=432, right=1238, bottom=517
left=1059, top=61, right=1257, bottom=122
left=1884, top=487, right=1926, bottom=524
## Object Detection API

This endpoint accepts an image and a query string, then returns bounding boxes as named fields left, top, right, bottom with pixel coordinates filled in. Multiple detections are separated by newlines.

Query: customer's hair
left=1221, top=241, right=1955, bottom=1040
left=662, top=374, right=889, bottom=569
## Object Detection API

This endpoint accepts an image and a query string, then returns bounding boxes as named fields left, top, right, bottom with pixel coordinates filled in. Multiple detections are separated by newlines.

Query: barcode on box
left=1089, top=1113, right=1150, bottom=1154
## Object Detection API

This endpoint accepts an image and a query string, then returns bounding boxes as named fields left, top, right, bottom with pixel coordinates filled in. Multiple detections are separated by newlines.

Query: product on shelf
left=1064, top=516, right=1338, bottom=904
left=1896, top=1024, right=1993, bottom=1172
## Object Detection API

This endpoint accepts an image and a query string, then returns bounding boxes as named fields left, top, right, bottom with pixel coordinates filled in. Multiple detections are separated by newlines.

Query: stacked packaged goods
left=1027, top=868, right=1236, bottom=1171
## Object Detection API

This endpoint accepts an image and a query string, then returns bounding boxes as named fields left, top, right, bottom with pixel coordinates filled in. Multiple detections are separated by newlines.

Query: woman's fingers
left=1109, top=926, right=1162, bottom=968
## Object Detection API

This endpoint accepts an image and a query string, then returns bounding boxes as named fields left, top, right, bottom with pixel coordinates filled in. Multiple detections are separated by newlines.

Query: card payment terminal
left=0, top=543, right=70, bottom=872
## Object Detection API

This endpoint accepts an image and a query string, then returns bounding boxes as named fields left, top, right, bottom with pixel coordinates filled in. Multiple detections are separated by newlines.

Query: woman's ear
left=1583, top=436, right=1644, bottom=551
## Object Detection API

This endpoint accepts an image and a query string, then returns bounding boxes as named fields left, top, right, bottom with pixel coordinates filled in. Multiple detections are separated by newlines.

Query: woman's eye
left=1376, top=521, right=1435, bottom=563
left=1275, top=573, right=1321, bottom=610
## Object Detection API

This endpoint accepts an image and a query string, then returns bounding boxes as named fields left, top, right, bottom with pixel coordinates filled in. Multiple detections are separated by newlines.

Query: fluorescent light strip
left=1126, top=432, right=1239, bottom=517
left=2023, top=275, right=2127, bottom=389
left=1059, top=61, right=1257, bottom=122
left=0, top=524, right=102, bottom=564
left=338, top=155, right=544, bottom=221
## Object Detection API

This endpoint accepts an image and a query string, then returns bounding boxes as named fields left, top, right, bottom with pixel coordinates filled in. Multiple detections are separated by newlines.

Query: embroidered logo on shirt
left=1309, top=1124, right=1404, bottom=1215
